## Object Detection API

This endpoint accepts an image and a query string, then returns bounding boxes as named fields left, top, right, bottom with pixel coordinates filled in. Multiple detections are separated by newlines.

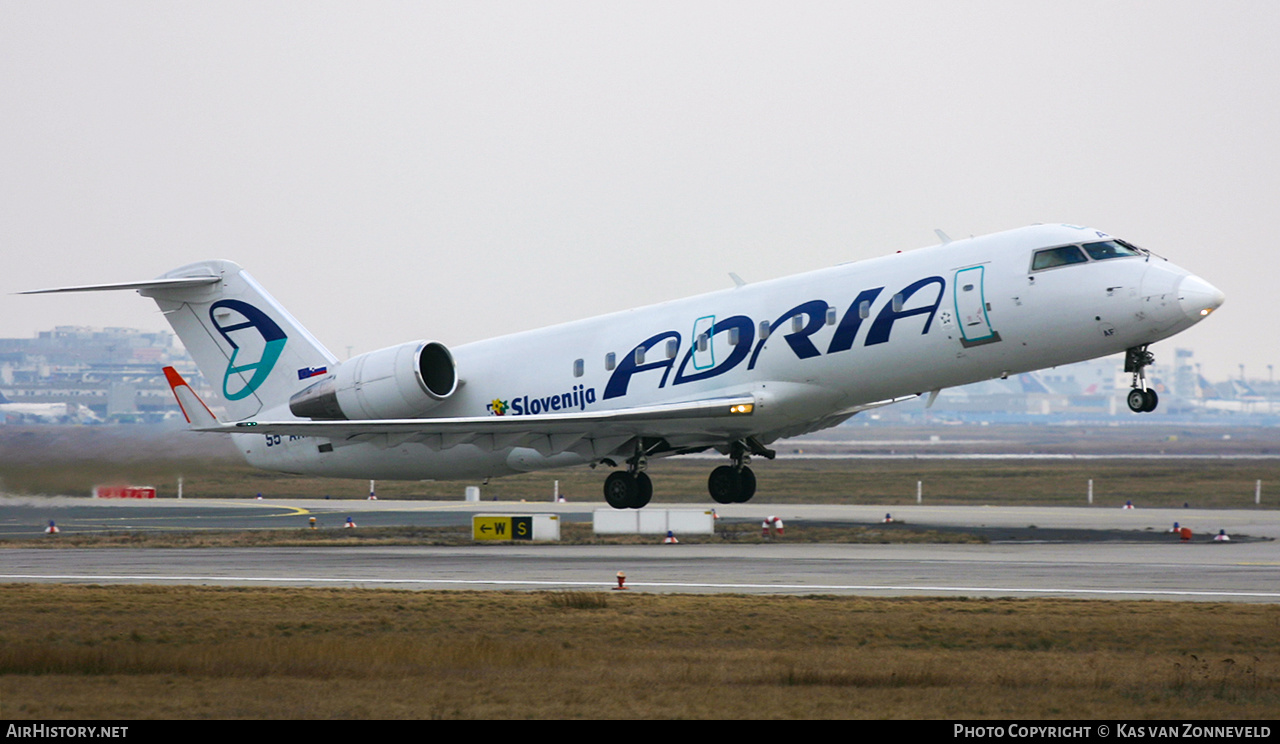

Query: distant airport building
left=0, top=326, right=205, bottom=422
left=875, top=348, right=1279, bottom=424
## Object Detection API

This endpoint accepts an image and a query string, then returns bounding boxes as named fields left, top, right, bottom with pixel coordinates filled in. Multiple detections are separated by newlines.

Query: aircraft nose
left=1178, top=274, right=1225, bottom=321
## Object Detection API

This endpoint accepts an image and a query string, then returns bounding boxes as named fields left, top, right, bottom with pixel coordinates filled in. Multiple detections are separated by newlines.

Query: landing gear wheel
left=604, top=471, right=637, bottom=509
left=1127, top=388, right=1159, bottom=413
left=633, top=472, right=653, bottom=508
left=1124, top=346, right=1159, bottom=414
left=708, top=466, right=756, bottom=504
left=708, top=465, right=740, bottom=504
left=604, top=471, right=652, bottom=508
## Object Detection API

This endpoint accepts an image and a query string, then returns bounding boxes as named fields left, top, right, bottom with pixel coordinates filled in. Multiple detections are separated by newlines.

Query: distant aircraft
left=0, top=391, right=98, bottom=424
left=1016, top=372, right=1053, bottom=395
left=25, top=224, right=1223, bottom=507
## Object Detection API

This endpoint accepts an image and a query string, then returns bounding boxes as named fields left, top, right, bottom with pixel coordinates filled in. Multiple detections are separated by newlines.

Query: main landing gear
left=1125, top=345, right=1159, bottom=413
left=601, top=438, right=776, bottom=508
left=604, top=470, right=651, bottom=509
left=708, top=441, right=759, bottom=504
left=708, top=465, right=755, bottom=504
left=602, top=441, right=654, bottom=509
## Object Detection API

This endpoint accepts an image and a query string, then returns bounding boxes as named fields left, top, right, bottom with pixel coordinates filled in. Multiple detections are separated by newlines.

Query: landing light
left=1199, top=308, right=1214, bottom=317
left=730, top=403, right=753, bottom=414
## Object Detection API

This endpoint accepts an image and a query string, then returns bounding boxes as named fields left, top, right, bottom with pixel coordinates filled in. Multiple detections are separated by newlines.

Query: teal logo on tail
left=209, top=300, right=287, bottom=401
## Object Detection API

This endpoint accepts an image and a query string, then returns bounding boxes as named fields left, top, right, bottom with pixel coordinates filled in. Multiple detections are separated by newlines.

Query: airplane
left=0, top=391, right=99, bottom=424
left=23, top=224, right=1224, bottom=508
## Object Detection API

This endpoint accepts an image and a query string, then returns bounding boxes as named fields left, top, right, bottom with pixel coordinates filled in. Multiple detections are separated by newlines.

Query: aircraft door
left=954, top=266, right=1001, bottom=347
left=691, top=315, right=716, bottom=370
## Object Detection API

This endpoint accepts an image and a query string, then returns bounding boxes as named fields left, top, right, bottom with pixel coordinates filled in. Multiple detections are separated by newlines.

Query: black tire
left=604, top=471, right=637, bottom=509
left=1127, top=389, right=1148, bottom=413
left=708, top=465, right=740, bottom=504
left=735, top=466, right=757, bottom=503
left=1142, top=388, right=1159, bottom=413
left=633, top=472, right=653, bottom=508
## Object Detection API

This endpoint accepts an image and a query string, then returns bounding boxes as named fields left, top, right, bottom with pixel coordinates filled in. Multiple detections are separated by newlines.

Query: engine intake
left=289, top=340, right=457, bottom=420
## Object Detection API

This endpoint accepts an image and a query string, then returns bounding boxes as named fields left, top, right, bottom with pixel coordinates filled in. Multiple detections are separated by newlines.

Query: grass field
left=5, top=456, right=1279, bottom=511
left=3, top=423, right=1279, bottom=510
left=1, top=585, right=1277, bottom=719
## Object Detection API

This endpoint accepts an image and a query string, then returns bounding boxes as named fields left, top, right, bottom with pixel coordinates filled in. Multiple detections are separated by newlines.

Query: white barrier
left=593, top=509, right=715, bottom=535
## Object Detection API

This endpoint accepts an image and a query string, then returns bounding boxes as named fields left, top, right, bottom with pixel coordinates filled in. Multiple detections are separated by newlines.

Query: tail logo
left=209, top=300, right=287, bottom=401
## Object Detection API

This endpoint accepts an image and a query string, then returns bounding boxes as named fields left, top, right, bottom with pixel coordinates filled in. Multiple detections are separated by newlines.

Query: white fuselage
left=238, top=224, right=1221, bottom=481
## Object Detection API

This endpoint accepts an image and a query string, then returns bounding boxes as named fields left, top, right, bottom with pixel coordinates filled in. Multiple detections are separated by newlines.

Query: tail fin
left=25, top=260, right=336, bottom=421
left=163, top=366, right=220, bottom=428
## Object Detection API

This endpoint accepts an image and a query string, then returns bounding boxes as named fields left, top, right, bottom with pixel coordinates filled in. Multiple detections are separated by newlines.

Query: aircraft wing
left=202, top=395, right=758, bottom=440
left=207, top=393, right=920, bottom=459
left=831, top=395, right=920, bottom=417
left=164, top=367, right=914, bottom=457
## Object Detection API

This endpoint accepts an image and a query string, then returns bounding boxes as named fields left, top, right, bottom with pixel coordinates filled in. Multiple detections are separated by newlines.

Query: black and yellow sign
left=472, top=515, right=533, bottom=541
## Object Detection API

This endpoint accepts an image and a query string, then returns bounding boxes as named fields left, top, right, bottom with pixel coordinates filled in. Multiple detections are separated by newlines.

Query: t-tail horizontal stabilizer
left=163, top=366, right=220, bottom=428
left=21, top=276, right=222, bottom=295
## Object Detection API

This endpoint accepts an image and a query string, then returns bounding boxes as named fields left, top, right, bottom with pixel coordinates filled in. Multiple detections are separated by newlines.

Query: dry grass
left=0, top=522, right=987, bottom=549
left=6, top=456, right=1280, bottom=510
left=4, top=422, right=1280, bottom=509
left=0, top=585, right=1277, bottom=719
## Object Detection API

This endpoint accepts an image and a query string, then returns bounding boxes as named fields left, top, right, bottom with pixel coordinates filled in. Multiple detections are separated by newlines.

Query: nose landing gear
left=1125, top=345, right=1159, bottom=413
left=1127, top=387, right=1158, bottom=413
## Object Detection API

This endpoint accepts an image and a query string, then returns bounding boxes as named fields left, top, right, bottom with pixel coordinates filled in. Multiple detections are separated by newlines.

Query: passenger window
left=1082, top=240, right=1140, bottom=261
left=605, top=352, right=616, bottom=371
left=758, top=320, right=771, bottom=340
left=1031, top=245, right=1088, bottom=271
left=666, top=338, right=679, bottom=359
left=573, top=359, right=584, bottom=378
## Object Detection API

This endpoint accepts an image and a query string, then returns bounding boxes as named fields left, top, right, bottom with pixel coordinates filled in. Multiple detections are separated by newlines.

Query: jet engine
left=289, top=340, right=457, bottom=420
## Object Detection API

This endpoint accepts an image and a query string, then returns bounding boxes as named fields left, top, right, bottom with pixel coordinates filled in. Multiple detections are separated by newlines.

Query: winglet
left=163, top=366, right=220, bottom=428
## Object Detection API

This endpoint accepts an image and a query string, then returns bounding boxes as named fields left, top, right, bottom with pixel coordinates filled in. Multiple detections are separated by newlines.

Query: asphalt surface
left=2, top=498, right=1277, bottom=601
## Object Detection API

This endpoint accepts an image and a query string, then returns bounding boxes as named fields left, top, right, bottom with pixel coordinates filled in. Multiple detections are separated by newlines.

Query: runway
left=2, top=498, right=1277, bottom=601
left=4, top=542, right=1280, bottom=601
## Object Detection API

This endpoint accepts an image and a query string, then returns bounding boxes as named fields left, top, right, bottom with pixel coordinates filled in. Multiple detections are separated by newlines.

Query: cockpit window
left=1031, top=245, right=1088, bottom=271
left=1082, top=240, right=1141, bottom=261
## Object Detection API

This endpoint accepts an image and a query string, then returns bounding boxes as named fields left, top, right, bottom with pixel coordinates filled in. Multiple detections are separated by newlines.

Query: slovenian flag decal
left=297, top=366, right=328, bottom=380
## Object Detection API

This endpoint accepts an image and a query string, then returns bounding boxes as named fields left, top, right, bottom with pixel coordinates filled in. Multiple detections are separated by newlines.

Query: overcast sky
left=2, top=2, right=1275, bottom=380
